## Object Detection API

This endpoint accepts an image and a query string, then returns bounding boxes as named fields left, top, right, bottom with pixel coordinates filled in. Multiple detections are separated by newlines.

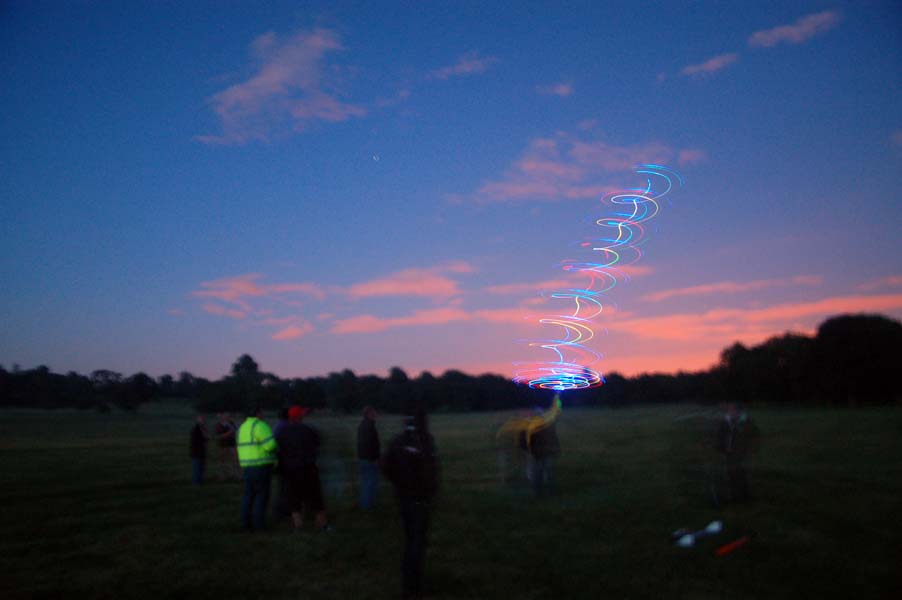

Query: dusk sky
left=2, top=1, right=900, bottom=382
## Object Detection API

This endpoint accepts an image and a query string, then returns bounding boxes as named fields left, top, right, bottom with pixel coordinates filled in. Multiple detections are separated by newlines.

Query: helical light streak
left=513, top=165, right=683, bottom=391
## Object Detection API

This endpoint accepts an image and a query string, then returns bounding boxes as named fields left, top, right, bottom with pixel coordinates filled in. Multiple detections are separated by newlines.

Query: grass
left=1, top=403, right=900, bottom=599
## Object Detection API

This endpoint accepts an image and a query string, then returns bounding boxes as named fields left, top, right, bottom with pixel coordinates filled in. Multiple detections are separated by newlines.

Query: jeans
left=359, top=460, right=380, bottom=509
left=399, top=496, right=430, bottom=599
left=532, top=456, right=555, bottom=496
left=241, top=465, right=273, bottom=531
left=191, top=458, right=205, bottom=485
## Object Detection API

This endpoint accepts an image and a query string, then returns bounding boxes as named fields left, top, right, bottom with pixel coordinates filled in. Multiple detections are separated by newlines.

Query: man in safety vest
left=237, top=405, right=278, bottom=531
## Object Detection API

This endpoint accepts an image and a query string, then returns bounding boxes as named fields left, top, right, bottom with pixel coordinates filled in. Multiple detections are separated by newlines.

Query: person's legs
left=532, top=457, right=546, bottom=496
left=251, top=465, right=272, bottom=530
left=400, top=497, right=429, bottom=599
left=359, top=460, right=378, bottom=509
left=240, top=467, right=255, bottom=530
left=545, top=456, right=556, bottom=495
left=191, top=458, right=204, bottom=485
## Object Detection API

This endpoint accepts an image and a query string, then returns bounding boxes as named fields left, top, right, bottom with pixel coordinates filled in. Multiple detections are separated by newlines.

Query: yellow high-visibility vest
left=237, top=417, right=277, bottom=468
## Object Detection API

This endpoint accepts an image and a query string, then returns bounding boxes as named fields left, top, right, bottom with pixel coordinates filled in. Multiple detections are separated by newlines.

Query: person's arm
left=258, top=422, right=278, bottom=456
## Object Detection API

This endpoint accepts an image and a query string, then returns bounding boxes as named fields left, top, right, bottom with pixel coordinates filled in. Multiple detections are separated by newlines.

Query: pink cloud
left=202, top=304, right=246, bottom=319
left=430, top=51, right=499, bottom=80
left=617, top=293, right=902, bottom=342
left=677, top=149, right=707, bottom=166
left=196, top=28, right=365, bottom=145
left=193, top=274, right=325, bottom=307
left=680, top=53, right=739, bottom=78
left=346, top=262, right=473, bottom=299
left=857, top=275, right=902, bottom=292
left=332, top=308, right=472, bottom=334
left=272, top=322, right=314, bottom=340
left=486, top=279, right=574, bottom=295
left=641, top=275, right=823, bottom=303
left=537, top=82, right=573, bottom=97
left=476, top=132, right=692, bottom=203
left=748, top=11, right=842, bottom=48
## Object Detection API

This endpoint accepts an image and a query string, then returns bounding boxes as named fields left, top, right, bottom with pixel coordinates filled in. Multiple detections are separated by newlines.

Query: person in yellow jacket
left=496, top=395, right=562, bottom=494
left=237, top=406, right=278, bottom=531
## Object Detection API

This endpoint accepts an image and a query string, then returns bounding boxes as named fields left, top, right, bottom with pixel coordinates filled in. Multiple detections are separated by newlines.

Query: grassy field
left=1, top=404, right=900, bottom=599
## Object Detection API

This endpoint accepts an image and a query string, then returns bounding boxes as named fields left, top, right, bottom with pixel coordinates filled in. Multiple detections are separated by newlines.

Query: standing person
left=357, top=406, right=381, bottom=509
left=715, top=402, right=760, bottom=505
left=383, top=408, right=440, bottom=600
left=526, top=395, right=562, bottom=497
left=274, top=406, right=332, bottom=531
left=189, top=414, right=208, bottom=486
left=237, top=406, right=278, bottom=531
left=214, top=413, right=238, bottom=481
left=271, top=407, right=291, bottom=520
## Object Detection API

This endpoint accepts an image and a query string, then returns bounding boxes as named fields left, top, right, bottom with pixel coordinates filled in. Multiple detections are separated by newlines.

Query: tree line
left=1, top=313, right=899, bottom=413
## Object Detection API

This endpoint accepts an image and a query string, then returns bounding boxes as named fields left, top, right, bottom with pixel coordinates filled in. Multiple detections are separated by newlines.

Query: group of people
left=188, top=397, right=756, bottom=599
left=188, top=403, right=439, bottom=600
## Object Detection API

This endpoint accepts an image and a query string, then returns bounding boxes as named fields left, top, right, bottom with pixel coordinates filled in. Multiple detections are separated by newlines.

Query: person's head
left=216, top=412, right=224, bottom=421
left=278, top=407, right=290, bottom=422
left=247, top=405, right=263, bottom=419
left=196, top=414, right=205, bottom=424
left=363, top=406, right=377, bottom=421
left=724, top=402, right=739, bottom=418
left=288, top=405, right=307, bottom=423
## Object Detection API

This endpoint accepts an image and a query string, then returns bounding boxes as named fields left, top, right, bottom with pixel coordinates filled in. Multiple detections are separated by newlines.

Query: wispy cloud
left=642, top=275, right=823, bottom=303
left=892, top=130, right=902, bottom=147
left=617, top=293, right=902, bottom=342
left=485, top=279, right=573, bottom=295
left=475, top=132, right=696, bottom=202
left=197, top=28, right=365, bottom=145
left=193, top=274, right=325, bottom=310
left=748, top=10, right=842, bottom=48
left=537, top=82, right=573, bottom=97
left=332, top=307, right=472, bottom=334
left=857, top=275, right=902, bottom=292
left=677, top=149, right=707, bottom=166
left=346, top=262, right=474, bottom=299
left=430, top=51, right=499, bottom=80
left=271, top=322, right=315, bottom=341
left=680, top=53, right=739, bottom=78
left=202, top=303, right=246, bottom=320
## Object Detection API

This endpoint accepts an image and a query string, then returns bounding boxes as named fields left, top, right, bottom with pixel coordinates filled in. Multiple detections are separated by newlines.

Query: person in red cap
left=274, top=405, right=332, bottom=531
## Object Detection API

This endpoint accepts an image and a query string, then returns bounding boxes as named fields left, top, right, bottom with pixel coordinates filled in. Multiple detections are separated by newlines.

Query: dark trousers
left=241, top=465, right=273, bottom=531
left=191, top=458, right=205, bottom=485
left=399, top=496, right=430, bottom=599
left=532, top=456, right=555, bottom=496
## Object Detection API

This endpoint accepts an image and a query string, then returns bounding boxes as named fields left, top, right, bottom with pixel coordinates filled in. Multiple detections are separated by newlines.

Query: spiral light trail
left=513, top=165, right=683, bottom=391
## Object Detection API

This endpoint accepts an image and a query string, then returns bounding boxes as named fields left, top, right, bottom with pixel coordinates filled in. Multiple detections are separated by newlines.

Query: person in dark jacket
left=189, top=414, right=208, bottom=486
left=383, top=408, right=440, bottom=600
left=357, top=406, right=381, bottom=509
left=274, top=406, right=331, bottom=531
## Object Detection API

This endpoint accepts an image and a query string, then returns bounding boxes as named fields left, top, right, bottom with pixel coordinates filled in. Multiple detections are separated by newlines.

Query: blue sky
left=2, top=1, right=901, bottom=381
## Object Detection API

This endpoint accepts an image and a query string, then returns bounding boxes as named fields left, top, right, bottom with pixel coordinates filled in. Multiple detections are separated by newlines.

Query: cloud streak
left=748, top=11, right=842, bottom=48
left=537, top=82, right=573, bottom=97
left=642, top=275, right=822, bottom=303
left=197, top=28, right=365, bottom=145
left=617, top=293, right=902, bottom=342
left=430, top=51, right=499, bottom=80
left=346, top=262, right=474, bottom=299
left=680, top=53, right=739, bottom=78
